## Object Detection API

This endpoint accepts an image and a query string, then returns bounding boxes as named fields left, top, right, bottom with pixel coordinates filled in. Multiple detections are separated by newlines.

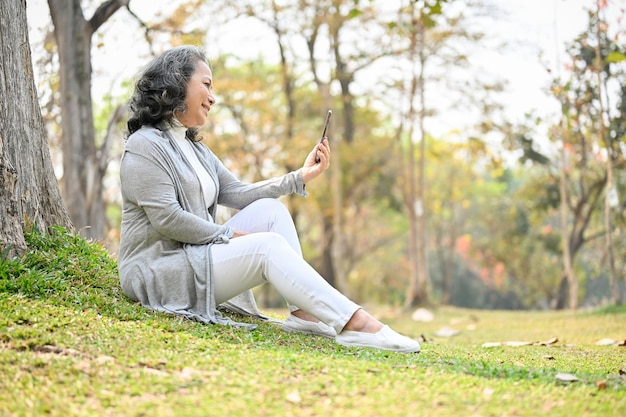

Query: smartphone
left=315, top=110, right=332, bottom=163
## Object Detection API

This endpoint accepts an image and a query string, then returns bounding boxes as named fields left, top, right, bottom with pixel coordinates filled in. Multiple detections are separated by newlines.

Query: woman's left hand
left=301, top=138, right=330, bottom=184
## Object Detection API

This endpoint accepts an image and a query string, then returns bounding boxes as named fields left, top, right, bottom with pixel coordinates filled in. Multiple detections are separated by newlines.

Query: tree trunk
left=415, top=20, right=430, bottom=306
left=593, top=1, right=621, bottom=307
left=0, top=0, right=72, bottom=256
left=555, top=275, right=569, bottom=310
left=47, top=0, right=128, bottom=240
left=404, top=11, right=429, bottom=309
left=558, top=133, right=577, bottom=309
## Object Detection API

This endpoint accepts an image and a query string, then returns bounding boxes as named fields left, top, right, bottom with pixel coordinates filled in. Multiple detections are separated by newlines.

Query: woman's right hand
left=301, top=138, right=331, bottom=184
left=231, top=230, right=248, bottom=239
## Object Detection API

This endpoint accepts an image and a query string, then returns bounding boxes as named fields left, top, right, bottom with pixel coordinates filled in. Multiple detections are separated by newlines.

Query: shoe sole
left=335, top=339, right=421, bottom=353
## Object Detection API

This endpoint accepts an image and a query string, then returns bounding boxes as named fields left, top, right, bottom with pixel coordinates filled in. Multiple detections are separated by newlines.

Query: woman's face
left=175, top=60, right=216, bottom=128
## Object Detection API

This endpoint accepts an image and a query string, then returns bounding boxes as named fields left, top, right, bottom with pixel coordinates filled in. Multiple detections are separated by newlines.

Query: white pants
left=211, top=198, right=360, bottom=332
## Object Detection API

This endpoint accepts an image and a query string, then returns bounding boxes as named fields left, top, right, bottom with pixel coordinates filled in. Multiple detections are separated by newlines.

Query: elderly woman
left=118, top=45, right=420, bottom=353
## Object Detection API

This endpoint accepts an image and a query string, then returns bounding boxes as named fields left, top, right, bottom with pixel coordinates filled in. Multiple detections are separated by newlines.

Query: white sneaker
left=282, top=315, right=337, bottom=339
left=336, top=325, right=421, bottom=353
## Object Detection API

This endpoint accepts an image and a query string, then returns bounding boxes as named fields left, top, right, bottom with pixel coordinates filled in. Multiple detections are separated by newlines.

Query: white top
left=170, top=120, right=217, bottom=211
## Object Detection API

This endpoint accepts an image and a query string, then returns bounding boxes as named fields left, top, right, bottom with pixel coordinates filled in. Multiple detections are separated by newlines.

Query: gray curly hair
left=126, top=45, right=208, bottom=141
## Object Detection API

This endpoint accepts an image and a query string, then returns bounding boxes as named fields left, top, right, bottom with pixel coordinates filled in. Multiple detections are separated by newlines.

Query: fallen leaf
left=596, top=338, right=616, bottom=346
left=178, top=367, right=198, bottom=381
left=504, top=341, right=533, bottom=347
left=434, top=327, right=460, bottom=337
left=544, top=355, right=555, bottom=360
left=596, top=380, right=607, bottom=390
left=286, top=390, right=301, bottom=403
left=95, top=355, right=115, bottom=364
left=37, top=345, right=82, bottom=357
left=411, top=308, right=434, bottom=322
left=482, top=387, right=495, bottom=399
left=535, top=337, right=558, bottom=346
left=482, top=337, right=558, bottom=348
left=556, top=373, right=579, bottom=382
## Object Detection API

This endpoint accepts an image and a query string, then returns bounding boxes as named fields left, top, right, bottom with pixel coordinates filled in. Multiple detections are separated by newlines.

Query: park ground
left=0, top=228, right=625, bottom=416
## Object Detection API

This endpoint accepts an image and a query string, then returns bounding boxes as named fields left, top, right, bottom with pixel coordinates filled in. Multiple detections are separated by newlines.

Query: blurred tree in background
left=25, top=0, right=625, bottom=310
left=498, top=2, right=625, bottom=309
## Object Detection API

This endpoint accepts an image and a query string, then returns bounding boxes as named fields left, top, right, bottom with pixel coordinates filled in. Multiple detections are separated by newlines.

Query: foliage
left=486, top=5, right=626, bottom=309
left=591, top=302, right=626, bottom=315
left=26, top=0, right=626, bottom=310
left=0, top=229, right=624, bottom=416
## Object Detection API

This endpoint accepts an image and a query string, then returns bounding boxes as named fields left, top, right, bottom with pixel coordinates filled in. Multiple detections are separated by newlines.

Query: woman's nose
left=208, top=93, right=216, bottom=105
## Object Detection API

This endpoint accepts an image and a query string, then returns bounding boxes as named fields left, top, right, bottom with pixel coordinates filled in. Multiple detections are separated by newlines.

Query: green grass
left=0, top=227, right=625, bottom=416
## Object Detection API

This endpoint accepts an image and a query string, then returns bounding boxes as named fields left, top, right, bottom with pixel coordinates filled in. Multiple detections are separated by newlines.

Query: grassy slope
left=0, top=228, right=625, bottom=417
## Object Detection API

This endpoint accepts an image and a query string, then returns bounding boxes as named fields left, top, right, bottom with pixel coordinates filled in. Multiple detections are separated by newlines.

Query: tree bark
left=305, top=10, right=342, bottom=291
left=0, top=0, right=72, bottom=256
left=593, top=1, right=621, bottom=307
left=415, top=20, right=430, bottom=306
left=47, top=0, right=128, bottom=240
left=404, top=10, right=429, bottom=308
left=558, top=132, right=576, bottom=309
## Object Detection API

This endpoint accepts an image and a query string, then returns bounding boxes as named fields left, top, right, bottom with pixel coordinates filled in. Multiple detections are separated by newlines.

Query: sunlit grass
left=0, top=227, right=624, bottom=416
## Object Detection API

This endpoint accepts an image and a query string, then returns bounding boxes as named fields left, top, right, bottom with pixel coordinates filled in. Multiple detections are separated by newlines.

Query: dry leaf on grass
left=35, top=344, right=82, bottom=357
left=178, top=367, right=200, bottom=381
left=504, top=341, right=533, bottom=347
left=286, top=390, right=302, bottom=403
left=556, top=373, right=579, bottom=383
left=482, top=337, right=558, bottom=348
left=595, top=338, right=626, bottom=346
left=536, top=337, right=558, bottom=346
left=95, top=355, right=115, bottom=364
left=434, top=327, right=460, bottom=337
left=411, top=308, right=434, bottom=322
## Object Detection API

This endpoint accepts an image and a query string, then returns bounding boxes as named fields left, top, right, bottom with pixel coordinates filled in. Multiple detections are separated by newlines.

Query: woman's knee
left=249, top=198, right=290, bottom=217
left=239, top=231, right=291, bottom=254
left=262, top=231, right=292, bottom=250
left=250, top=233, right=295, bottom=268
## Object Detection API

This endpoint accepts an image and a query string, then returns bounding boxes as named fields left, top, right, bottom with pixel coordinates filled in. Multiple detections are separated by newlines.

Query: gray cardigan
left=118, top=125, right=307, bottom=328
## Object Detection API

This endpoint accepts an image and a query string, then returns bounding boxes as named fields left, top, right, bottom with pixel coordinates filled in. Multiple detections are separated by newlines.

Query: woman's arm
left=213, top=138, right=330, bottom=209
left=121, top=152, right=233, bottom=244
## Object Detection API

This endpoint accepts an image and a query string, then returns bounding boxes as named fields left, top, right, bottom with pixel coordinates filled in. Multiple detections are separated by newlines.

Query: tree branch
left=98, top=104, right=127, bottom=175
left=124, top=3, right=156, bottom=54
left=88, top=0, right=129, bottom=35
